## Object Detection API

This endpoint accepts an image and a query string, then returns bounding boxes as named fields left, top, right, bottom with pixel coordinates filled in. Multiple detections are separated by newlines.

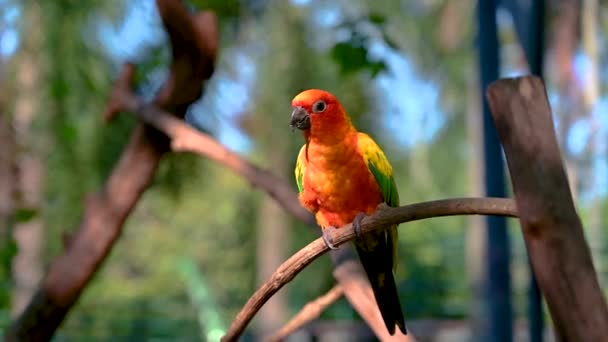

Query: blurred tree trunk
left=477, top=0, right=512, bottom=340
left=0, top=115, right=11, bottom=226
left=11, top=2, right=45, bottom=318
left=0, top=58, right=16, bottom=304
left=550, top=0, right=581, bottom=200
left=465, top=67, right=487, bottom=341
left=256, top=150, right=290, bottom=336
left=581, top=0, right=603, bottom=280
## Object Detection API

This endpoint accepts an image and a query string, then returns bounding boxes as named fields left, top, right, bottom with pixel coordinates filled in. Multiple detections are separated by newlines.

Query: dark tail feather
left=355, top=238, right=407, bottom=335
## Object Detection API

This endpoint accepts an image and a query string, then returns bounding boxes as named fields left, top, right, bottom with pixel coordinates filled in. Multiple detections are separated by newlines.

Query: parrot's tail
left=355, top=233, right=407, bottom=335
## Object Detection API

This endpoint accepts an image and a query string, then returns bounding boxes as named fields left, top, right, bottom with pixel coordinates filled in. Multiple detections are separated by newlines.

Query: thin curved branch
left=221, top=197, right=518, bottom=341
left=265, top=285, right=343, bottom=342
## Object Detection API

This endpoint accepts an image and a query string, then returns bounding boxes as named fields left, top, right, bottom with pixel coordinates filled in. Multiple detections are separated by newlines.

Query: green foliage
left=155, top=153, right=209, bottom=202
left=189, top=0, right=240, bottom=18
left=328, top=12, right=393, bottom=78
left=33, top=0, right=133, bottom=257
left=0, top=219, right=16, bottom=333
left=0, top=237, right=17, bottom=313
left=330, top=41, right=387, bottom=77
left=13, top=208, right=38, bottom=223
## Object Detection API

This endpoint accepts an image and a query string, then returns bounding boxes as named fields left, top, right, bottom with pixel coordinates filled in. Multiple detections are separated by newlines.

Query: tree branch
left=265, top=285, right=343, bottom=342
left=221, top=198, right=518, bottom=341
left=487, top=76, right=608, bottom=340
left=5, top=1, right=218, bottom=340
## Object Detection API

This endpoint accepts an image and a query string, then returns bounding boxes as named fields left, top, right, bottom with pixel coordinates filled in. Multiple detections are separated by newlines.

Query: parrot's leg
left=353, top=212, right=367, bottom=238
left=354, top=203, right=390, bottom=238
left=322, top=226, right=339, bottom=250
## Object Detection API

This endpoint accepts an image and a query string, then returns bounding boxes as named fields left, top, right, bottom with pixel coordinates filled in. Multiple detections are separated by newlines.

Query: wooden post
left=487, top=76, right=608, bottom=341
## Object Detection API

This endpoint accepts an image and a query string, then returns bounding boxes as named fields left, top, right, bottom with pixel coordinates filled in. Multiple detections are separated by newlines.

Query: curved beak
left=290, top=106, right=311, bottom=131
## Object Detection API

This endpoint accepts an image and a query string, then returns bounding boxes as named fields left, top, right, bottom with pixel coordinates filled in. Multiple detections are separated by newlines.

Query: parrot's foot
left=353, top=212, right=367, bottom=238
left=322, top=226, right=339, bottom=250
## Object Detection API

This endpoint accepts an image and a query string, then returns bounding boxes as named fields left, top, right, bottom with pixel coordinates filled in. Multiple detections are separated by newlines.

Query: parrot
left=290, top=89, right=406, bottom=335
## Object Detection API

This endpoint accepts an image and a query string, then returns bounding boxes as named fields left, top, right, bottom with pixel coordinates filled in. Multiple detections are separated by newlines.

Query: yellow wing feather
left=357, top=133, right=399, bottom=207
left=295, top=144, right=306, bottom=193
left=357, top=134, right=393, bottom=178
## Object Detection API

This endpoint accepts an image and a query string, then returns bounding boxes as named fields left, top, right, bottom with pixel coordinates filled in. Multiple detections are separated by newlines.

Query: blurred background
left=0, top=0, right=607, bottom=341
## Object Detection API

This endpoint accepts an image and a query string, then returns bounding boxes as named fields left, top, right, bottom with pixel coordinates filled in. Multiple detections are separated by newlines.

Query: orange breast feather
left=301, top=136, right=383, bottom=229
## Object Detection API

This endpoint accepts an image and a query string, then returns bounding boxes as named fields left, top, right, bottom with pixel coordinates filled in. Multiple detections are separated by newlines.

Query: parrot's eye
left=312, top=100, right=327, bottom=113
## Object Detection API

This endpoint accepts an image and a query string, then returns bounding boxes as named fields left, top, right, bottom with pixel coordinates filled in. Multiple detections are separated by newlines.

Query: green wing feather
left=357, top=133, right=399, bottom=207
left=295, top=145, right=306, bottom=193
left=357, top=133, right=400, bottom=270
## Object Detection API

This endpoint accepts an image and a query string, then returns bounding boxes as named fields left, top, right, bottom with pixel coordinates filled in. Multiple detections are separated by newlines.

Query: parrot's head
left=290, top=89, right=350, bottom=138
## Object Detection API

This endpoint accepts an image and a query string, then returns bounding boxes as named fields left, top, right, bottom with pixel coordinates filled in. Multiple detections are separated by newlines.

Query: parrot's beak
left=290, top=106, right=311, bottom=131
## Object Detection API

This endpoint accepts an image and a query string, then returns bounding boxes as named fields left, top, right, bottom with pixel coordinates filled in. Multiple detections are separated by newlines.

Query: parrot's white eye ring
left=312, top=100, right=327, bottom=113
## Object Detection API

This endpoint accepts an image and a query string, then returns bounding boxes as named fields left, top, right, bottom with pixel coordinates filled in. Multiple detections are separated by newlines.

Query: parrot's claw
left=353, top=212, right=367, bottom=238
left=322, top=227, right=339, bottom=250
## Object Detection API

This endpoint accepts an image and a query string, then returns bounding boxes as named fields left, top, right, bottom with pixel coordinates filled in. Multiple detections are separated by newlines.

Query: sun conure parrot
left=290, top=89, right=406, bottom=335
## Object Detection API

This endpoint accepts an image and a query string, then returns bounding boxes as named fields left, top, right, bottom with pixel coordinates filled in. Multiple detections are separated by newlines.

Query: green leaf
left=51, top=78, right=69, bottom=99
left=369, top=61, right=388, bottom=78
left=14, top=208, right=38, bottom=223
left=0, top=240, right=17, bottom=265
left=61, top=123, right=79, bottom=144
left=330, top=42, right=369, bottom=75
left=330, top=42, right=387, bottom=78
left=190, top=0, right=240, bottom=18
left=368, top=12, right=386, bottom=25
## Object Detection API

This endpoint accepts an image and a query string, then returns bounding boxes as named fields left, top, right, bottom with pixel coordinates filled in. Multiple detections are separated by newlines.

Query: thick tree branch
left=221, top=198, right=518, bottom=341
left=265, top=285, right=343, bottom=342
left=5, top=1, right=217, bottom=341
left=487, top=76, right=608, bottom=340
left=110, top=70, right=411, bottom=341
